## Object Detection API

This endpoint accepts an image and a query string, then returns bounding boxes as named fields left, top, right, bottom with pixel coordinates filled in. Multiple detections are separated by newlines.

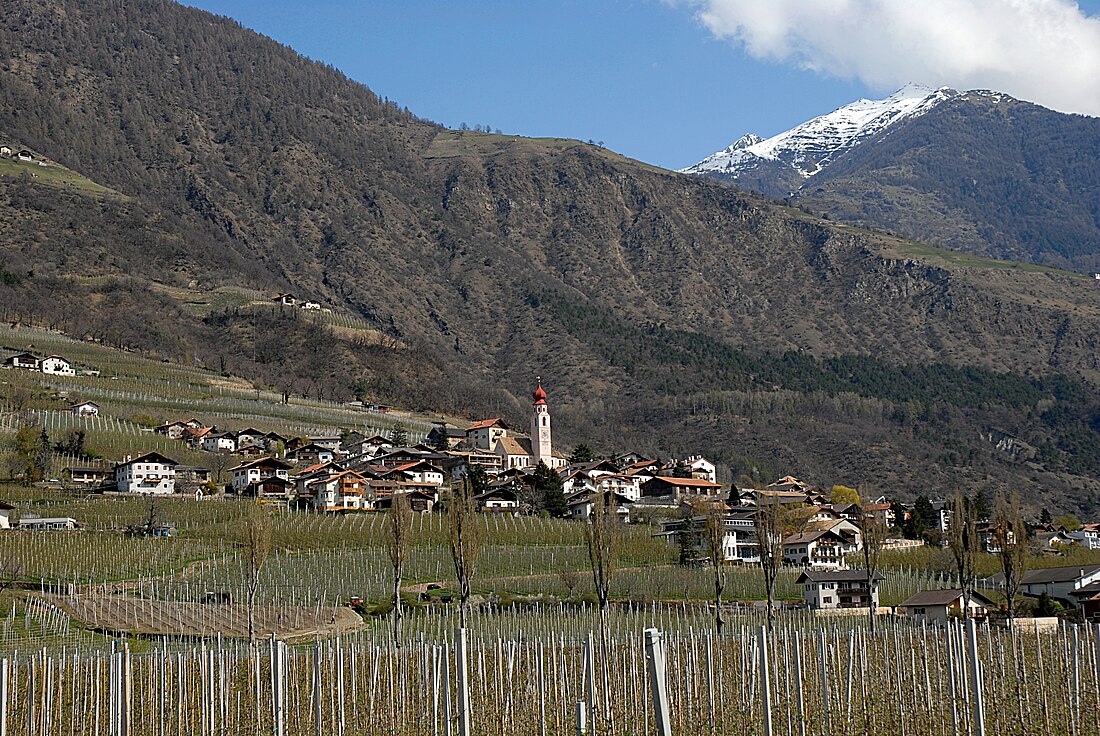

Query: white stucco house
left=70, top=401, right=100, bottom=417
left=202, top=433, right=237, bottom=453
left=231, top=456, right=293, bottom=494
left=897, top=589, right=995, bottom=623
left=797, top=569, right=885, bottom=610
left=0, top=501, right=13, bottom=529
left=114, top=452, right=178, bottom=494
left=40, top=356, right=74, bottom=376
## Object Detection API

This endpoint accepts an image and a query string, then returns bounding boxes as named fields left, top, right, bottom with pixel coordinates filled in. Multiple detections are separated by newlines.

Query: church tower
left=531, top=377, right=553, bottom=467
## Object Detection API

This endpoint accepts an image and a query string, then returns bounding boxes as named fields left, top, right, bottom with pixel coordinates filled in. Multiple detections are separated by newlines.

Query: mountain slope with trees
left=2, top=0, right=1100, bottom=511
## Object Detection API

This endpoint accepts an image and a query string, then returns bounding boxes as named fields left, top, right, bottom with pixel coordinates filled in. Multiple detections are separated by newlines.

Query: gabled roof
left=645, top=477, right=722, bottom=489
left=116, top=452, right=178, bottom=468
left=468, top=418, right=507, bottom=431
left=0, top=501, right=14, bottom=511
left=495, top=436, right=533, bottom=457
left=795, top=569, right=885, bottom=584
left=784, top=528, right=845, bottom=545
left=1021, top=564, right=1100, bottom=585
left=233, top=457, right=293, bottom=472
left=298, top=461, right=345, bottom=475
left=70, top=400, right=100, bottom=408
left=900, top=589, right=996, bottom=608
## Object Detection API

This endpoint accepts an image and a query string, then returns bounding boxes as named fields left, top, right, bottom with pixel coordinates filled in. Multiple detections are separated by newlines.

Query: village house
left=466, top=418, right=509, bottom=451
left=18, top=516, right=78, bottom=531
left=271, top=293, right=297, bottom=306
left=289, top=442, right=336, bottom=467
left=15, top=150, right=33, bottom=162
left=70, top=401, right=100, bottom=417
left=201, top=432, right=237, bottom=453
left=309, top=436, right=343, bottom=452
left=797, top=569, right=885, bottom=611
left=897, top=589, right=995, bottom=623
left=566, top=489, right=633, bottom=522
left=231, top=457, right=293, bottom=494
left=40, top=355, right=74, bottom=376
left=175, top=466, right=212, bottom=492
left=64, top=466, right=110, bottom=486
left=639, top=476, right=724, bottom=504
left=0, top=501, right=13, bottom=529
left=4, top=352, right=40, bottom=370
left=783, top=527, right=859, bottom=570
left=475, top=486, right=520, bottom=513
left=427, top=424, right=466, bottom=450
left=246, top=475, right=295, bottom=501
left=1070, top=582, right=1100, bottom=622
left=234, top=428, right=268, bottom=451
left=1018, top=564, right=1100, bottom=608
left=154, top=419, right=204, bottom=440
left=681, top=456, right=717, bottom=483
left=0, top=145, right=11, bottom=157
left=306, top=470, right=371, bottom=512
left=114, top=452, right=178, bottom=495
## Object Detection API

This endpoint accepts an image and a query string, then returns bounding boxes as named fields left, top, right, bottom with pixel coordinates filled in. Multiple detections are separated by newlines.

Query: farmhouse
left=65, top=466, right=110, bottom=486
left=475, top=486, right=519, bottom=513
left=4, top=352, right=40, bottom=370
left=467, top=418, right=509, bottom=451
left=566, top=489, right=633, bottom=522
left=271, top=293, right=297, bottom=306
left=234, top=428, right=267, bottom=450
left=201, top=432, right=236, bottom=453
left=70, top=401, right=100, bottom=417
left=231, top=456, right=292, bottom=494
left=783, top=527, right=859, bottom=570
left=19, top=516, right=78, bottom=531
left=797, top=569, right=885, bottom=611
left=640, top=476, right=724, bottom=504
left=114, top=452, right=178, bottom=494
left=1019, top=564, right=1100, bottom=608
left=289, top=443, right=336, bottom=466
left=175, top=466, right=212, bottom=491
left=0, top=145, right=11, bottom=157
left=16, top=150, right=33, bottom=162
left=154, top=419, right=204, bottom=439
left=41, top=356, right=74, bottom=376
left=897, top=589, right=995, bottom=623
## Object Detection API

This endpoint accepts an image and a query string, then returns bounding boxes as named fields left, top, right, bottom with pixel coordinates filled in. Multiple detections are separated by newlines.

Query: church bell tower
left=531, top=377, right=552, bottom=467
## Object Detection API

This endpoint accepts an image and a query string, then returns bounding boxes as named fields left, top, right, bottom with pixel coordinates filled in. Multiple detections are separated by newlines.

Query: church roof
left=532, top=381, right=547, bottom=405
left=496, top=436, right=533, bottom=457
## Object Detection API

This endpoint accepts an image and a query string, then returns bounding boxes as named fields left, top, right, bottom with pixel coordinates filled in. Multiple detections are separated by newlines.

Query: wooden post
left=967, top=619, right=986, bottom=736
left=644, top=628, right=672, bottom=736
left=760, top=626, right=773, bottom=736
left=456, top=629, right=471, bottom=736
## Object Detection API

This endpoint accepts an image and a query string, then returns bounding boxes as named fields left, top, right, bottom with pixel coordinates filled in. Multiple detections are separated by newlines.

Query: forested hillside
left=3, top=0, right=1100, bottom=511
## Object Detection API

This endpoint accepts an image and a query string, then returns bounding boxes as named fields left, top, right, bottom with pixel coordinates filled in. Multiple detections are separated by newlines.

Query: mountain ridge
left=2, top=0, right=1100, bottom=512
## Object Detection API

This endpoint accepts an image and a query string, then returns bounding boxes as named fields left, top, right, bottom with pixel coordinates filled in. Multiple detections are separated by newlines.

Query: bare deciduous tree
left=584, top=492, right=622, bottom=733
left=948, top=493, right=980, bottom=615
left=388, top=492, right=413, bottom=647
left=697, top=499, right=728, bottom=636
left=208, top=449, right=234, bottom=488
left=859, top=504, right=887, bottom=632
left=995, top=493, right=1029, bottom=621
left=755, top=498, right=811, bottom=626
left=558, top=568, right=580, bottom=600
left=448, top=478, right=482, bottom=629
left=243, top=503, right=273, bottom=646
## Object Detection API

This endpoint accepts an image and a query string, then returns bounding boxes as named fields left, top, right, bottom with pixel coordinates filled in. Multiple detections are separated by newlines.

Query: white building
left=1019, top=564, right=1100, bottom=607
left=0, top=501, right=12, bottom=529
left=683, top=456, right=717, bottom=483
left=231, top=457, right=293, bottom=494
left=202, top=433, right=237, bottom=453
left=467, top=418, right=509, bottom=452
left=897, top=589, right=995, bottom=623
left=797, top=569, right=884, bottom=610
left=18, top=516, right=78, bottom=531
left=70, top=401, right=100, bottom=417
left=40, top=356, right=74, bottom=376
left=114, top=452, right=178, bottom=494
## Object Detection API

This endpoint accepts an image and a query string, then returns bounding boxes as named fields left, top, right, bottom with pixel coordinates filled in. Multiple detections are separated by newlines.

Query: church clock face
left=540, top=428, right=550, bottom=440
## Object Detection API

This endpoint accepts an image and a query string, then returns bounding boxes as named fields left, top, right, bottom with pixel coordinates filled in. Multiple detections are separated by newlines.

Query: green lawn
left=0, top=156, right=117, bottom=196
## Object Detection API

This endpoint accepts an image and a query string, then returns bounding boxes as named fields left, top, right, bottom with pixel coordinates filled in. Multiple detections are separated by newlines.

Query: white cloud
left=683, top=0, right=1100, bottom=116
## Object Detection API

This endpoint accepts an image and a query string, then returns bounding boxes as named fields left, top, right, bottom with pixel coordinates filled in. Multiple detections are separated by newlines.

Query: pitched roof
left=795, top=569, right=885, bottom=584
left=1021, top=564, right=1100, bottom=585
left=646, top=477, right=722, bottom=489
left=233, top=457, right=293, bottom=471
left=496, top=436, right=532, bottom=457
left=900, top=589, right=996, bottom=608
left=116, top=452, right=178, bottom=468
left=468, top=418, right=507, bottom=431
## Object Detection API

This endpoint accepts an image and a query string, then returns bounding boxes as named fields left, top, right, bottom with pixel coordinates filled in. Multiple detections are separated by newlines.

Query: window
left=823, top=596, right=833, bottom=604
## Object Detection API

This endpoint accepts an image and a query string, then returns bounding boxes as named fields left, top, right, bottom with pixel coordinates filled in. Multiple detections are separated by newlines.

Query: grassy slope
left=0, top=155, right=116, bottom=196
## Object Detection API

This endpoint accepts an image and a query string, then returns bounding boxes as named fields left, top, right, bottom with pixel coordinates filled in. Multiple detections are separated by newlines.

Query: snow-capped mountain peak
left=681, top=84, right=956, bottom=185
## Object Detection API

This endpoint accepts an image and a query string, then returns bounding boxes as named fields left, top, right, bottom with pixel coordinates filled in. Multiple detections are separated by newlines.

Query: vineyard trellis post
left=0, top=657, right=6, bottom=736
left=457, top=628, right=471, bottom=736
left=643, top=628, right=672, bottom=736
left=759, top=626, right=773, bottom=736
left=967, top=619, right=985, bottom=736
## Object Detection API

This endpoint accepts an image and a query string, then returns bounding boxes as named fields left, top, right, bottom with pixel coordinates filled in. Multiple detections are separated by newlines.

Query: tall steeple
left=531, top=376, right=552, bottom=467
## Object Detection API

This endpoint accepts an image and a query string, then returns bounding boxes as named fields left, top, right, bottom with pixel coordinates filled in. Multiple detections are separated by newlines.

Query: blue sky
left=184, top=0, right=1100, bottom=170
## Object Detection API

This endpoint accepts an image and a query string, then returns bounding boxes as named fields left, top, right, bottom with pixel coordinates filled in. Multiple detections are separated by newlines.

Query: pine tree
left=534, top=462, right=567, bottom=517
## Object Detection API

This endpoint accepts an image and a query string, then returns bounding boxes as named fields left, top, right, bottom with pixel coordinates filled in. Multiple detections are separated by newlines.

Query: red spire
left=532, top=377, right=547, bottom=405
